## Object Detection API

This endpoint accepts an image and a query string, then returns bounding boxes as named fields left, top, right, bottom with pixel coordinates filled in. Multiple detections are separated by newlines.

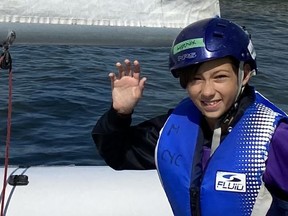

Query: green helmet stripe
left=173, top=38, right=205, bottom=55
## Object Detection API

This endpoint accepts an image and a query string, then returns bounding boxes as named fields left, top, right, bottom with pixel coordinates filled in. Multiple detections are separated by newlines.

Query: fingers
left=115, top=59, right=141, bottom=79
left=116, top=59, right=132, bottom=78
left=132, top=60, right=140, bottom=80
left=116, top=62, right=125, bottom=79
left=124, top=59, right=132, bottom=76
left=108, top=72, right=116, bottom=89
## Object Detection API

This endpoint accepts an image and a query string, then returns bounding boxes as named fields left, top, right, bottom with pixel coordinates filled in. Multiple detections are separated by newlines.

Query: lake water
left=0, top=0, right=287, bottom=166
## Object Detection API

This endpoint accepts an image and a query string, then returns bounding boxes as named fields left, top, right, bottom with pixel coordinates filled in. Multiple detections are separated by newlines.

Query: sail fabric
left=0, top=0, right=219, bottom=28
left=0, top=0, right=220, bottom=45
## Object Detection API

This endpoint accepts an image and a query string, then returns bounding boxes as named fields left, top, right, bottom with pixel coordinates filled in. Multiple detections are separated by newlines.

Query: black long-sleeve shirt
left=92, top=106, right=171, bottom=170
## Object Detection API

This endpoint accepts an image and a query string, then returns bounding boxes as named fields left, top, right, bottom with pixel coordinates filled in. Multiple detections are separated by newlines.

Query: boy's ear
left=242, top=64, right=252, bottom=85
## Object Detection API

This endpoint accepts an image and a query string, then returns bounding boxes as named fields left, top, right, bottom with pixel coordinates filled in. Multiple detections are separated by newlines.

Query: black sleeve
left=91, top=106, right=171, bottom=170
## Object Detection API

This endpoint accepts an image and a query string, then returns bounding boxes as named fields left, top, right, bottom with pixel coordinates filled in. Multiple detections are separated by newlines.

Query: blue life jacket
left=156, top=92, right=287, bottom=216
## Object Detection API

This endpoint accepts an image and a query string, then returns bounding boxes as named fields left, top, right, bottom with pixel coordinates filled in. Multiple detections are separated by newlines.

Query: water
left=0, top=0, right=287, bottom=166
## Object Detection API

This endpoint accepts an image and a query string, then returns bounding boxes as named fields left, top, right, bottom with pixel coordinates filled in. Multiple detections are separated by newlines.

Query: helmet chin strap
left=235, top=62, right=245, bottom=102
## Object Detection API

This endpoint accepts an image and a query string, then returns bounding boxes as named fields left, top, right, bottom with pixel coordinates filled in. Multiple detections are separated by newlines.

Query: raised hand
left=109, top=59, right=147, bottom=115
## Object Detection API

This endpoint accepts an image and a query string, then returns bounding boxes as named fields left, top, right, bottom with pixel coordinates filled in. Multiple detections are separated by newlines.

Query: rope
left=0, top=55, right=13, bottom=216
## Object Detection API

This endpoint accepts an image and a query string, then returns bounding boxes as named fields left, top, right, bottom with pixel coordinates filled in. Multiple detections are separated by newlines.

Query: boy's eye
left=193, top=76, right=201, bottom=80
left=215, top=74, right=228, bottom=79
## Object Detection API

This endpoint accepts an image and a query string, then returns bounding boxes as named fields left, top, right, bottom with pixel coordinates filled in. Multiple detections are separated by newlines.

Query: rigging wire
left=0, top=31, right=15, bottom=216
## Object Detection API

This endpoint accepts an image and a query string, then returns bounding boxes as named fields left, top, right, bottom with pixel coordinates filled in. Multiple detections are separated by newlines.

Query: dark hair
left=177, top=56, right=240, bottom=89
left=178, top=64, right=200, bottom=89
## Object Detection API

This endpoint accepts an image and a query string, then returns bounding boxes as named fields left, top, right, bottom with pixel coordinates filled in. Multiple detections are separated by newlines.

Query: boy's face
left=186, top=57, right=241, bottom=128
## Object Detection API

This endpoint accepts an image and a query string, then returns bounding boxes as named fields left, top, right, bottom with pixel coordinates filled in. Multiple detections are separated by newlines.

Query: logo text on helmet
left=177, top=52, right=197, bottom=62
left=173, top=38, right=205, bottom=55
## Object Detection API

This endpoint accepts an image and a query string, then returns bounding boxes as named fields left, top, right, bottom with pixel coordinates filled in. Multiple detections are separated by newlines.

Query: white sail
left=0, top=0, right=220, bottom=46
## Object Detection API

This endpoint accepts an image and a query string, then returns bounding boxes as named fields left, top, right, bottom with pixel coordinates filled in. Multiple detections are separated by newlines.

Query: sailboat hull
left=0, top=166, right=173, bottom=215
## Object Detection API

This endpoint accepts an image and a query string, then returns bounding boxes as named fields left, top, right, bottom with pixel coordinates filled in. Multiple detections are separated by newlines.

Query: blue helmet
left=169, top=17, right=257, bottom=77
